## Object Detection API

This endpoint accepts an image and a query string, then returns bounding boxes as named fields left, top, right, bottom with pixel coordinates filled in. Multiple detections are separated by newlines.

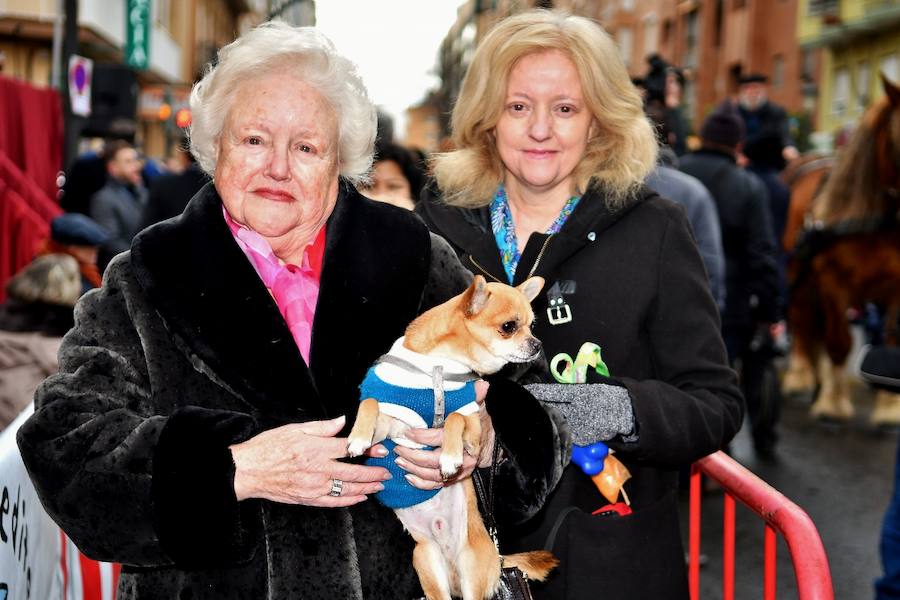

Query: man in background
left=88, top=140, right=147, bottom=269
left=680, top=106, right=784, bottom=460
left=644, top=100, right=725, bottom=310
left=736, top=73, right=799, bottom=166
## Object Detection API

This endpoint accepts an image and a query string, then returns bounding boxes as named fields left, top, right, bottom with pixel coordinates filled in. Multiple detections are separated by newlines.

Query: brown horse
left=782, top=73, right=900, bottom=425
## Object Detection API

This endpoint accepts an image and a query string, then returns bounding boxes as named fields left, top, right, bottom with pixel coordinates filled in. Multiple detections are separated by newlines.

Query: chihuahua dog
left=347, top=275, right=557, bottom=600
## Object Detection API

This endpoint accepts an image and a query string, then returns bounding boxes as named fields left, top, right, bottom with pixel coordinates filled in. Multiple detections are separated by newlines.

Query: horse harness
left=790, top=212, right=900, bottom=292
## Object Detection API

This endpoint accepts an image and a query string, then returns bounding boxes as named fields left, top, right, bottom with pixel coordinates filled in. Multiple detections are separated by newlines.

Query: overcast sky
left=315, top=1, right=464, bottom=141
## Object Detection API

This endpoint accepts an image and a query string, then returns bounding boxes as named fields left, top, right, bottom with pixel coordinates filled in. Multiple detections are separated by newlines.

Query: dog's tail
left=502, top=551, right=558, bottom=581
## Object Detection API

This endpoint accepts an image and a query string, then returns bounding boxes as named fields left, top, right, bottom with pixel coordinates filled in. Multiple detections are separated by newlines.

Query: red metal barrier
left=689, top=451, right=834, bottom=600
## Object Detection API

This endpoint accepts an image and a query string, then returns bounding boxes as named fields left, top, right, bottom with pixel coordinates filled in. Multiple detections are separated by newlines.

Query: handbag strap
left=472, top=439, right=502, bottom=544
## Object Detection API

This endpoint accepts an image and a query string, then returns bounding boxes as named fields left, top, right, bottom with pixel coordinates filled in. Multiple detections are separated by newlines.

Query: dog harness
left=361, top=337, right=479, bottom=509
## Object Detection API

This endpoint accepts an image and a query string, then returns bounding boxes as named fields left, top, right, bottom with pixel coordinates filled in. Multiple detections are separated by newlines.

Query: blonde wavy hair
left=432, top=10, right=657, bottom=208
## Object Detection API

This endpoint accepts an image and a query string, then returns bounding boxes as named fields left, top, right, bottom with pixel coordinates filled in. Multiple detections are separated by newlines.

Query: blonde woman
left=419, top=10, right=742, bottom=599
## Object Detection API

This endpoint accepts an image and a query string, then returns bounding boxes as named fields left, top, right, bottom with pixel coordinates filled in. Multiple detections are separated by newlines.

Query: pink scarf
left=223, top=208, right=325, bottom=364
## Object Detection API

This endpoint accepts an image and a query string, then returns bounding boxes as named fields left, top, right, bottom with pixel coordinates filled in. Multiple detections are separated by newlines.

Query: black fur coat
left=17, top=183, right=569, bottom=599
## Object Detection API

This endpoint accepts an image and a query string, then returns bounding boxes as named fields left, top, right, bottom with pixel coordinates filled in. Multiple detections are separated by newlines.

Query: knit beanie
left=700, top=108, right=745, bottom=148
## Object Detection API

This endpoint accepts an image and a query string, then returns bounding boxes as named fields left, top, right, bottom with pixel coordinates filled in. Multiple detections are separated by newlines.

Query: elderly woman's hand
left=393, top=380, right=494, bottom=490
left=230, top=415, right=392, bottom=507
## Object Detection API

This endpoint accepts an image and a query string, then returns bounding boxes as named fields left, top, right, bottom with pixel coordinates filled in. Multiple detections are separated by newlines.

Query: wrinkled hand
left=394, top=380, right=494, bottom=490
left=229, top=415, right=392, bottom=507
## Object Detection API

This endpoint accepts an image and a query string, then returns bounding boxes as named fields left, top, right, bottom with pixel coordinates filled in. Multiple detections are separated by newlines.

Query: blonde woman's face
left=215, top=73, right=340, bottom=259
left=494, top=50, right=594, bottom=200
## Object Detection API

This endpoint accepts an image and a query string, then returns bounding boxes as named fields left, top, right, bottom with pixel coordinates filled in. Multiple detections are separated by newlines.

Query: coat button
left=587, top=232, right=596, bottom=241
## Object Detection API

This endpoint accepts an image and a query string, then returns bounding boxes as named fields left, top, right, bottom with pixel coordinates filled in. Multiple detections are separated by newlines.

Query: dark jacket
left=645, top=161, right=726, bottom=310
left=738, top=100, right=794, bottom=151
left=89, top=178, right=148, bottom=257
left=418, top=184, right=743, bottom=599
left=679, top=149, right=783, bottom=330
left=17, top=183, right=568, bottom=599
left=139, top=164, right=210, bottom=230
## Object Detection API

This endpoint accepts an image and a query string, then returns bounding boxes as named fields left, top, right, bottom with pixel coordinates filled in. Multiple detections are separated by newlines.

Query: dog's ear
left=517, top=276, right=545, bottom=302
left=463, top=275, right=491, bottom=317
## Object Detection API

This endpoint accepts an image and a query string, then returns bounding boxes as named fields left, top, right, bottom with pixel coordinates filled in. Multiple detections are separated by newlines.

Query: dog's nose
left=528, top=337, right=542, bottom=354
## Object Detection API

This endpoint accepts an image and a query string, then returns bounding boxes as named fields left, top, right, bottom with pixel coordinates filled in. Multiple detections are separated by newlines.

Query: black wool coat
left=679, top=149, right=783, bottom=331
left=418, top=184, right=744, bottom=600
left=17, top=183, right=569, bottom=600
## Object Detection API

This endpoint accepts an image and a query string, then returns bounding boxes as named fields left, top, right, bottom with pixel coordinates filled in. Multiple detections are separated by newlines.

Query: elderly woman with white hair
left=16, top=22, right=567, bottom=600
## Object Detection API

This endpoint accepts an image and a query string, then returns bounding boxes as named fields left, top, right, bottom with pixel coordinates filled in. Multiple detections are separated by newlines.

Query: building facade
left=0, top=0, right=314, bottom=160
left=799, top=0, right=900, bottom=147
left=436, top=0, right=819, bottom=144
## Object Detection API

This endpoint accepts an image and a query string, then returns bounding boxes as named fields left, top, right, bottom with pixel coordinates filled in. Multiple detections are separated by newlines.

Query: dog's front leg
left=348, top=398, right=409, bottom=456
left=461, top=413, right=482, bottom=460
left=440, top=413, right=468, bottom=478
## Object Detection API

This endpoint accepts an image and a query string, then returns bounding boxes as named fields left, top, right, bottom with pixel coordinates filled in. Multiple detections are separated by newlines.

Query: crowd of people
left=0, top=8, right=894, bottom=600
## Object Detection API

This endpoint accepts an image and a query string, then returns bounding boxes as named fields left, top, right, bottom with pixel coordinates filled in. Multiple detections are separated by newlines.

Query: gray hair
left=188, top=21, right=376, bottom=185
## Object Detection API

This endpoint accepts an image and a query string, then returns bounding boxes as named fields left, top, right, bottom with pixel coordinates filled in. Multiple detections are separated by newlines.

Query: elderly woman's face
left=494, top=50, right=594, bottom=199
left=215, top=72, right=340, bottom=253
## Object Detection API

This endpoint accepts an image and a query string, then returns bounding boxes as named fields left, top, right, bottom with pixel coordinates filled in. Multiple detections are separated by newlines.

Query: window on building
left=602, top=4, right=614, bottom=22
left=773, top=54, right=785, bottom=89
left=643, top=15, right=658, bottom=58
left=881, top=53, right=899, bottom=83
left=808, top=0, right=839, bottom=15
left=857, top=62, right=871, bottom=111
left=801, top=49, right=816, bottom=80
left=154, top=0, right=172, bottom=32
left=683, top=10, right=699, bottom=69
left=618, top=27, right=634, bottom=69
left=832, top=67, right=850, bottom=116
left=714, top=0, right=724, bottom=47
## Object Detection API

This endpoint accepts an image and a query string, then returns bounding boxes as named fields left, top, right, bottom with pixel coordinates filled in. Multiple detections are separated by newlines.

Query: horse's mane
left=813, top=95, right=900, bottom=225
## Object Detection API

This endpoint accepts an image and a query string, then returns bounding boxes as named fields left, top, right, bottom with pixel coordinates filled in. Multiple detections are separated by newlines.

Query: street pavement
left=680, top=373, right=896, bottom=599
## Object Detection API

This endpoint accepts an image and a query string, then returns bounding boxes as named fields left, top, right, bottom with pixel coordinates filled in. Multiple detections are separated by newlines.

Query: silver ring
left=329, top=478, right=343, bottom=497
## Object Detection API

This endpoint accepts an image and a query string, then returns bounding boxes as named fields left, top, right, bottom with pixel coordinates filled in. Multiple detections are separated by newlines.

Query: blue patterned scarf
left=490, top=185, right=581, bottom=283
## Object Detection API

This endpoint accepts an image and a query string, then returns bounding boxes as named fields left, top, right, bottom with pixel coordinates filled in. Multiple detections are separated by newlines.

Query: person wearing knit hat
left=699, top=107, right=746, bottom=150
left=680, top=103, right=784, bottom=461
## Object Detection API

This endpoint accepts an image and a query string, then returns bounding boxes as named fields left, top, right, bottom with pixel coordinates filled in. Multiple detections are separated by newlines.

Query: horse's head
left=871, top=73, right=900, bottom=200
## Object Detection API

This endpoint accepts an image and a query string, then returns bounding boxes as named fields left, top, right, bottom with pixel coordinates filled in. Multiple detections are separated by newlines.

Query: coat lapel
left=308, top=184, right=432, bottom=421
left=131, top=183, right=327, bottom=421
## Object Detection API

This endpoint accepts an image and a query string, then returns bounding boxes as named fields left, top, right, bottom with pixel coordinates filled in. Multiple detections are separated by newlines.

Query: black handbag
left=471, top=441, right=535, bottom=600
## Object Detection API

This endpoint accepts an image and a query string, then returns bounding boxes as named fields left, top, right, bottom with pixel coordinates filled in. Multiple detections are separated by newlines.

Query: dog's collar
left=374, top=354, right=479, bottom=383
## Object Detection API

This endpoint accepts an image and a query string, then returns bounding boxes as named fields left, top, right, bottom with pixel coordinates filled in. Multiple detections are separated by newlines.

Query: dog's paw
left=439, top=452, right=463, bottom=479
left=347, top=437, right=371, bottom=458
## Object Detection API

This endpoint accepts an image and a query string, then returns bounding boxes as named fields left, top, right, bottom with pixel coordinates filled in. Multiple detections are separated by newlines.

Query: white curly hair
left=188, top=21, right=376, bottom=185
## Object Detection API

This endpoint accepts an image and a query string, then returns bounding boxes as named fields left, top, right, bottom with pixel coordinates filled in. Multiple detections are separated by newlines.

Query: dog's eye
left=500, top=321, right=518, bottom=336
